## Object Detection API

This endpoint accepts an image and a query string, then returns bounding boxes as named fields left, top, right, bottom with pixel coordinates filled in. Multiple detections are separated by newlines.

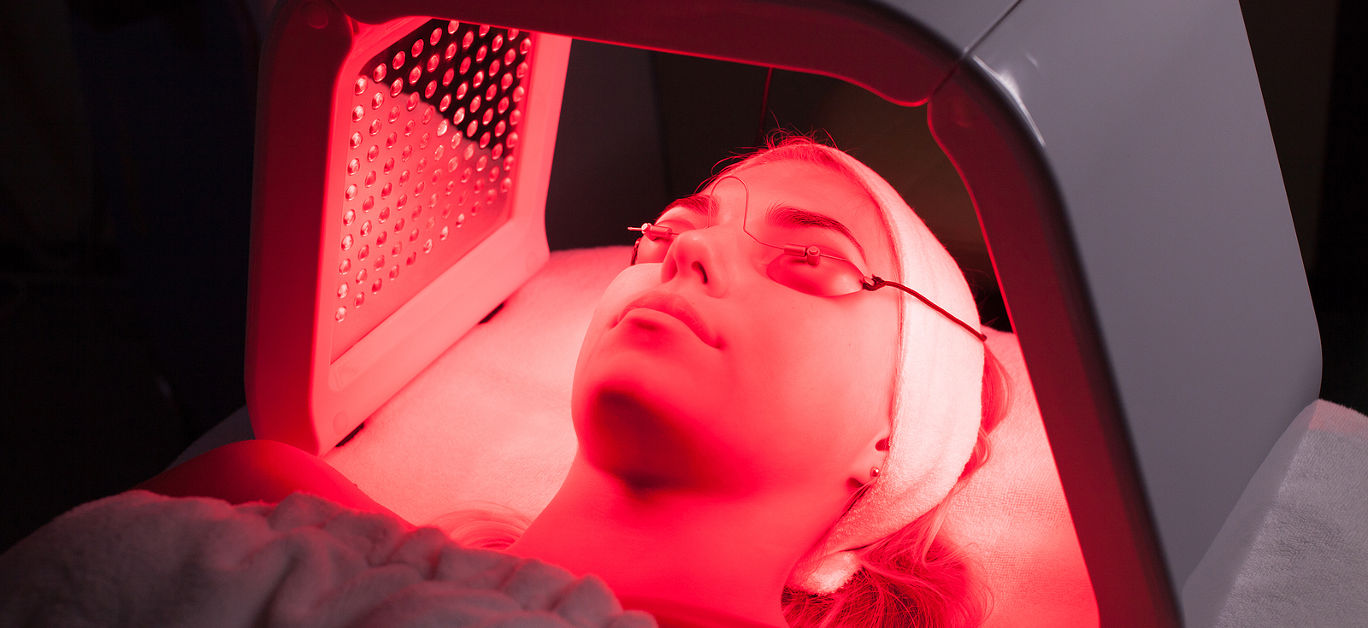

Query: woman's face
left=571, top=159, right=901, bottom=497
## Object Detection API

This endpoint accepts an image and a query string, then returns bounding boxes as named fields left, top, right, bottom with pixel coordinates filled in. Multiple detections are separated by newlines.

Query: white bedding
left=323, top=247, right=621, bottom=523
left=1183, top=399, right=1368, bottom=627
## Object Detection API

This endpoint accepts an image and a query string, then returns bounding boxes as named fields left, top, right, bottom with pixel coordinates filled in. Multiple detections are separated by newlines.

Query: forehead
left=710, top=160, right=897, bottom=273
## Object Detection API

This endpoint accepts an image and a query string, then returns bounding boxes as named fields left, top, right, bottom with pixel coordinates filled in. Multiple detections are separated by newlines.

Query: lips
left=618, top=291, right=720, bottom=347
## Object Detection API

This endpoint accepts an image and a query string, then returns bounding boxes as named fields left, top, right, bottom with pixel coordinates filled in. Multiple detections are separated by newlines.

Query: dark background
left=2, top=0, right=1363, bottom=551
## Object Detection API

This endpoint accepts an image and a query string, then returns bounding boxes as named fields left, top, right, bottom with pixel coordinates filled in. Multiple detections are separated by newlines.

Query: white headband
left=782, top=147, right=985, bottom=594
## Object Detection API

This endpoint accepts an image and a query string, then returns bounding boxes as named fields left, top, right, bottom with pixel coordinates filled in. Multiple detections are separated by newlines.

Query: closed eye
left=766, top=205, right=866, bottom=260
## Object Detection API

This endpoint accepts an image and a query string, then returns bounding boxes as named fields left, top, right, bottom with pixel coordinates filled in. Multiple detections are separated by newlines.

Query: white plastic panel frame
left=957, top=0, right=1321, bottom=614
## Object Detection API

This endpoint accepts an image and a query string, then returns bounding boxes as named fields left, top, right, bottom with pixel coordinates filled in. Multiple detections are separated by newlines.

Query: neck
left=507, top=454, right=844, bottom=626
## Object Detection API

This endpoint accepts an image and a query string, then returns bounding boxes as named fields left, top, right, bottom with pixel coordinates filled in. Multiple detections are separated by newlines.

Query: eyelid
left=813, top=236, right=864, bottom=267
left=763, top=224, right=867, bottom=269
left=771, top=206, right=864, bottom=265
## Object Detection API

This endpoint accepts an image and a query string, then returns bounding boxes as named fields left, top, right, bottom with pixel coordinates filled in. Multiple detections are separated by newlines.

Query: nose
left=660, top=227, right=731, bottom=297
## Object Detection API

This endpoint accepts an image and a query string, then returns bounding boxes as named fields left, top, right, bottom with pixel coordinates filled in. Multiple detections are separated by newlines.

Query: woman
left=3, top=138, right=1003, bottom=628
left=502, top=137, right=1004, bottom=626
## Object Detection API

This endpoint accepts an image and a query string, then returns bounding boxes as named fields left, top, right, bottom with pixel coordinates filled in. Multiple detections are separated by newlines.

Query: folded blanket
left=0, top=491, right=655, bottom=627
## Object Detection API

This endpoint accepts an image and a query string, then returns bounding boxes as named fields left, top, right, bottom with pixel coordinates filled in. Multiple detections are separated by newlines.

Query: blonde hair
left=781, top=347, right=1008, bottom=627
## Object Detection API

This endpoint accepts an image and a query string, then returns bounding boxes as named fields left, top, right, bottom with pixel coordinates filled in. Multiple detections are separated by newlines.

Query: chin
left=571, top=371, right=743, bottom=492
left=572, top=316, right=716, bottom=412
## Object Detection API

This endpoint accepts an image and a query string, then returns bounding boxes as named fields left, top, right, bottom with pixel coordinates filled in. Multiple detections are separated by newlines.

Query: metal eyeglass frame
left=627, top=176, right=986, bottom=342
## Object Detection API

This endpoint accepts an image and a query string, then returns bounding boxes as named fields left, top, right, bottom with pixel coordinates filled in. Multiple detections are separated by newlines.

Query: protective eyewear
left=628, top=176, right=986, bottom=341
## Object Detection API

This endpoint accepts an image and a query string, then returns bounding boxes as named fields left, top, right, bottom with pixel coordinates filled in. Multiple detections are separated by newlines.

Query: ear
left=846, top=432, right=891, bottom=489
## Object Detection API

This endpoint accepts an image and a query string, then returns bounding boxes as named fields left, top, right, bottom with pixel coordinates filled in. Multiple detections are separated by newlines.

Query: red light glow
left=239, top=4, right=1099, bottom=623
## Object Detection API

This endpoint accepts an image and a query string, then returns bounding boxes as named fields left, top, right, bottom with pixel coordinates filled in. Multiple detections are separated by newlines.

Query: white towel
left=941, top=327, right=1097, bottom=626
left=0, top=490, right=654, bottom=627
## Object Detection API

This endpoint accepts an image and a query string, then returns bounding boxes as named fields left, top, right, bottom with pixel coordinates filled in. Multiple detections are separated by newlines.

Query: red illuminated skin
left=507, top=161, right=903, bottom=625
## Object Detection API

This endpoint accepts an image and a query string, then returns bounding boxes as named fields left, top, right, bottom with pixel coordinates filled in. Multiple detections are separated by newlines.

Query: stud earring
left=869, top=467, right=881, bottom=479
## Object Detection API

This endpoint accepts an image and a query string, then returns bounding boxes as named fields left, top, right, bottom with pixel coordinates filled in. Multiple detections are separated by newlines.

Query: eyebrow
left=767, top=204, right=868, bottom=261
left=658, top=194, right=868, bottom=261
left=658, top=193, right=717, bottom=219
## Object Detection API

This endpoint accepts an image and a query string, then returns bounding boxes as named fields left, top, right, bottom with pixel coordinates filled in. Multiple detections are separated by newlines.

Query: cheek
left=736, top=295, right=899, bottom=457
left=572, top=265, right=658, bottom=379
